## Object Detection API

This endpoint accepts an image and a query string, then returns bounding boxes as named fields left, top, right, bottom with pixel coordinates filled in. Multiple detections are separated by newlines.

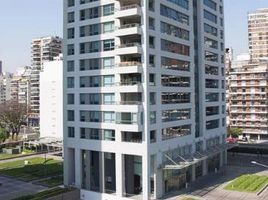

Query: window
left=80, top=41, right=100, bottom=54
left=149, top=36, right=155, bottom=48
left=161, top=57, right=190, bottom=71
left=161, top=21, right=189, bottom=41
left=80, top=7, right=100, bottom=20
left=206, top=106, right=219, bottom=116
left=204, top=23, right=217, bottom=36
left=150, top=111, right=156, bottom=124
left=205, top=51, right=218, bottom=62
left=149, top=17, right=155, bottom=30
left=68, top=0, right=75, bottom=7
left=103, top=57, right=114, bottom=69
left=67, top=110, right=75, bottom=121
left=103, top=22, right=114, bottom=33
left=103, top=93, right=115, bottom=104
left=150, top=130, right=156, bottom=143
left=80, top=76, right=100, bottom=87
left=103, top=75, right=114, bottom=86
left=206, top=119, right=219, bottom=129
left=149, top=55, right=155, bottom=67
left=162, top=92, right=190, bottom=104
left=162, top=125, right=191, bottom=140
left=205, top=93, right=219, bottom=102
left=149, top=74, right=155, bottom=86
left=67, top=77, right=75, bottom=88
left=204, top=37, right=218, bottom=49
left=68, top=12, right=75, bottom=23
left=162, top=75, right=190, bottom=87
left=103, top=4, right=114, bottom=16
left=80, top=0, right=99, bottom=5
left=67, top=61, right=74, bottom=72
left=160, top=4, right=189, bottom=25
left=162, top=109, right=191, bottom=122
left=204, top=0, right=217, bottom=10
left=103, top=39, right=114, bottom=51
left=104, top=112, right=115, bottom=123
left=67, top=44, right=75, bottom=55
left=67, top=28, right=75, bottom=39
left=167, top=0, right=189, bottom=10
left=67, top=94, right=75, bottom=104
left=104, top=130, right=115, bottom=141
left=150, top=92, right=156, bottom=105
left=204, top=10, right=217, bottom=24
left=161, top=39, right=189, bottom=56
left=68, top=127, right=75, bottom=138
left=149, top=0, right=155, bottom=11
left=80, top=93, right=100, bottom=105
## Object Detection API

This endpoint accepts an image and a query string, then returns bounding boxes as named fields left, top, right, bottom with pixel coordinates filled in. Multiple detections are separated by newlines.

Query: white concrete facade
left=40, top=60, right=63, bottom=139
left=63, top=0, right=226, bottom=199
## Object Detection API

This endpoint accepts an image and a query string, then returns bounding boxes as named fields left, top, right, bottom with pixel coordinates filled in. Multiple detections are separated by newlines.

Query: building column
left=224, top=150, right=228, bottom=165
left=142, top=155, right=149, bottom=200
left=191, top=164, right=196, bottom=182
left=75, top=148, right=81, bottom=187
left=220, top=152, right=223, bottom=167
left=202, top=159, right=207, bottom=176
left=116, top=153, right=123, bottom=197
left=99, top=152, right=105, bottom=193
left=155, top=168, right=163, bottom=199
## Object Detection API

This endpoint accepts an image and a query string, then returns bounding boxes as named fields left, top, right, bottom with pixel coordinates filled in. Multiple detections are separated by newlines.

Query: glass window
left=103, top=93, right=115, bottom=104
left=103, top=39, right=114, bottom=51
left=204, top=0, right=217, bottom=10
left=104, top=112, right=115, bottom=123
left=204, top=10, right=217, bottom=24
left=67, top=61, right=74, bottom=72
left=161, top=39, right=189, bottom=56
left=67, top=94, right=75, bottom=104
left=67, top=44, right=75, bottom=55
left=68, top=0, right=75, bottom=7
left=150, top=111, right=156, bottom=124
left=103, top=4, right=114, bottom=16
left=104, top=130, right=115, bottom=141
left=68, top=12, right=75, bottom=23
left=67, top=77, right=75, bottom=88
left=67, top=28, right=75, bottom=39
left=68, top=127, right=75, bottom=138
left=103, top=22, right=114, bottom=33
left=68, top=110, right=75, bottom=121
left=160, top=4, right=189, bottom=25
left=204, top=23, right=217, bottom=36
left=103, top=57, right=114, bottom=69
left=103, top=75, right=114, bottom=86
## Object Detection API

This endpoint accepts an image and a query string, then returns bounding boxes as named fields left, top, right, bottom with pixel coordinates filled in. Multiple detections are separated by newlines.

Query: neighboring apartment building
left=248, top=8, right=268, bottom=61
left=228, top=57, right=268, bottom=140
left=30, top=36, right=62, bottom=126
left=0, top=61, right=2, bottom=75
left=40, top=56, right=63, bottom=139
left=63, top=0, right=226, bottom=199
left=11, top=66, right=32, bottom=105
left=0, top=72, right=12, bottom=104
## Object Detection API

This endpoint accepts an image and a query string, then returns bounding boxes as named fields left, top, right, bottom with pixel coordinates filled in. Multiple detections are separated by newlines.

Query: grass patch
left=182, top=197, right=199, bottom=200
left=0, top=153, right=20, bottom=160
left=11, top=187, right=73, bottom=200
left=224, top=174, right=268, bottom=193
left=36, top=176, right=63, bottom=187
left=0, top=157, right=63, bottom=181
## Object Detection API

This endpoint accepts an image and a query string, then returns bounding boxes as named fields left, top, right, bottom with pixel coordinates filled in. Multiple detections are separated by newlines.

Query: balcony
left=115, top=43, right=142, bottom=55
left=115, top=23, right=142, bottom=37
left=116, top=112, right=142, bottom=125
left=116, top=61, right=142, bottom=74
left=122, top=131, right=142, bottom=143
left=115, top=4, right=142, bottom=19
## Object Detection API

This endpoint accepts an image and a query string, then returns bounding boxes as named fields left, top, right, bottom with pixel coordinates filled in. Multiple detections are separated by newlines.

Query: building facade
left=63, top=0, right=227, bottom=199
left=228, top=59, right=268, bottom=140
left=0, top=72, right=12, bottom=104
left=30, top=36, right=62, bottom=126
left=40, top=58, right=63, bottom=139
left=248, top=8, right=268, bottom=61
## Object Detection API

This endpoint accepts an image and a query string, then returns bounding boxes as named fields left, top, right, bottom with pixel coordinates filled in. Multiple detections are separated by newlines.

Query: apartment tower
left=30, top=36, right=62, bottom=126
left=63, top=0, right=226, bottom=199
left=248, top=8, right=268, bottom=61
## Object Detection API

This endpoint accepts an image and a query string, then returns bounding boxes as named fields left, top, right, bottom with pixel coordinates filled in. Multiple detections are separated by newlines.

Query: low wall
left=46, top=189, right=80, bottom=200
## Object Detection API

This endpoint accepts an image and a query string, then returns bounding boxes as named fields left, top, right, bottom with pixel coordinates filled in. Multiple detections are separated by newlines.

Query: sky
left=0, top=0, right=268, bottom=72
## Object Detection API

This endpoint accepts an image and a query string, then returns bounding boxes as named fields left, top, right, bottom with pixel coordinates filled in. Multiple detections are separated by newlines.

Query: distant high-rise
left=29, top=36, right=62, bottom=126
left=248, top=8, right=268, bottom=61
left=0, top=61, right=2, bottom=75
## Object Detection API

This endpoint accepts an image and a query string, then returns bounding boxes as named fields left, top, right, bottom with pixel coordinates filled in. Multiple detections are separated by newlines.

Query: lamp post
left=251, top=161, right=268, bottom=168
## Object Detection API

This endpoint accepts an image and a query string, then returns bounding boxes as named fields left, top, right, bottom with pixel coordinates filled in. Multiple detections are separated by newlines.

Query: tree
left=0, top=128, right=8, bottom=143
left=0, top=101, right=29, bottom=140
left=228, top=127, right=243, bottom=138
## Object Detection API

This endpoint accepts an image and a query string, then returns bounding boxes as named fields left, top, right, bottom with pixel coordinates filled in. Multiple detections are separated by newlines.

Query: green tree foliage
left=228, top=127, right=243, bottom=138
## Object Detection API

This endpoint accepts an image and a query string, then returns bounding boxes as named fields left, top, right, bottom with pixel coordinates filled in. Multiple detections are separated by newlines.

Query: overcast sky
left=0, top=0, right=268, bottom=72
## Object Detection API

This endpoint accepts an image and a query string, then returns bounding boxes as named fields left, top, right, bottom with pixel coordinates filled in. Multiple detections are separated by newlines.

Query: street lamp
left=251, top=161, right=268, bottom=168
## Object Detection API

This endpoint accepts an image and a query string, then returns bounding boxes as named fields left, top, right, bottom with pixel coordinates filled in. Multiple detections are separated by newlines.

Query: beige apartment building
left=248, top=8, right=268, bottom=61
left=229, top=59, right=268, bottom=140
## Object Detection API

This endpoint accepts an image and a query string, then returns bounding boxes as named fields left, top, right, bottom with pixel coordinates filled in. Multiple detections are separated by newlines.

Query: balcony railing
left=118, top=81, right=141, bottom=86
left=118, top=4, right=140, bottom=11
left=116, top=43, right=141, bottom=49
left=118, top=23, right=141, bottom=29
left=117, top=61, right=142, bottom=67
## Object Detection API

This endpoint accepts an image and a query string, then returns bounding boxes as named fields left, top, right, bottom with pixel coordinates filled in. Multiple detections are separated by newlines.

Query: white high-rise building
left=40, top=57, right=63, bottom=139
left=63, top=0, right=227, bottom=199
left=29, top=36, right=62, bottom=126
left=0, top=72, right=12, bottom=104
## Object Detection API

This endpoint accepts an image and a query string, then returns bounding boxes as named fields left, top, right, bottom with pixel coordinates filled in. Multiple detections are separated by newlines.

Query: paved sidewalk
left=0, top=176, right=46, bottom=200
left=165, top=154, right=268, bottom=200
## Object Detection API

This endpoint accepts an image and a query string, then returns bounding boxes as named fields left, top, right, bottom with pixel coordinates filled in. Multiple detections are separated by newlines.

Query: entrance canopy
left=162, top=143, right=236, bottom=170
